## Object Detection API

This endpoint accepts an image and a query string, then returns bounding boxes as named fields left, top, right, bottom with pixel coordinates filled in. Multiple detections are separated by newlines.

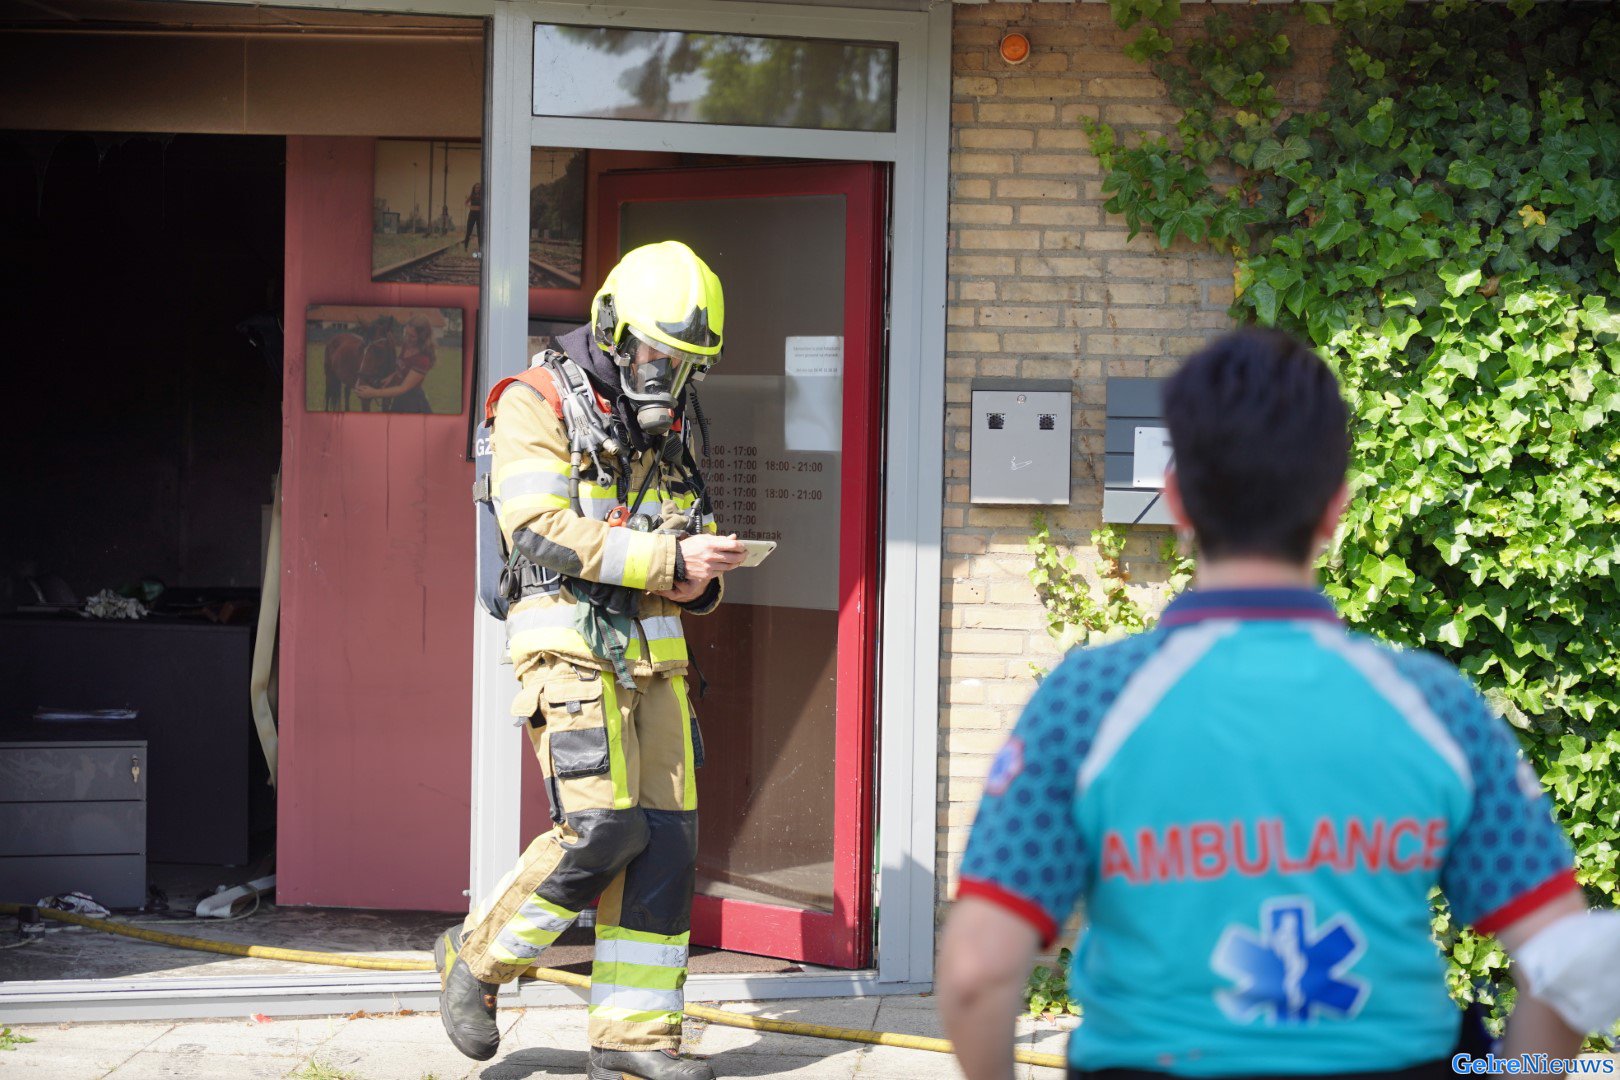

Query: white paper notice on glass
left=784, top=336, right=843, bottom=453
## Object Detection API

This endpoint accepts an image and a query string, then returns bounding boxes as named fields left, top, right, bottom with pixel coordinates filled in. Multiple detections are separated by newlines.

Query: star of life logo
left=1212, top=896, right=1369, bottom=1024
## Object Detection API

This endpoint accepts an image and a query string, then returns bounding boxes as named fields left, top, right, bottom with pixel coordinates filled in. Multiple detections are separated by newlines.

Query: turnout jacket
left=489, top=355, right=721, bottom=718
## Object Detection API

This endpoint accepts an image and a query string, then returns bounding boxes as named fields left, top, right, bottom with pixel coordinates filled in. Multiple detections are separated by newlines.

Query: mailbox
left=1102, top=376, right=1174, bottom=525
left=969, top=378, right=1072, bottom=505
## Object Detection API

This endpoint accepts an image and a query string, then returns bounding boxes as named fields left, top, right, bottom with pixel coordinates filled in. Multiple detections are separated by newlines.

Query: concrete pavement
left=0, top=995, right=1071, bottom=1079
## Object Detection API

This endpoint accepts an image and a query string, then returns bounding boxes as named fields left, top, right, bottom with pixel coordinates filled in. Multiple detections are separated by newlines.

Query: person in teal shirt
left=939, top=329, right=1603, bottom=1080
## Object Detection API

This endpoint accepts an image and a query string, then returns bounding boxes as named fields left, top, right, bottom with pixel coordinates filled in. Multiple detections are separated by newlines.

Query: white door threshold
left=0, top=967, right=929, bottom=1024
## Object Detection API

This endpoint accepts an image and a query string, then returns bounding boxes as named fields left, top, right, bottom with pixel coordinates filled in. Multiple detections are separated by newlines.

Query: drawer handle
left=131, top=755, right=141, bottom=786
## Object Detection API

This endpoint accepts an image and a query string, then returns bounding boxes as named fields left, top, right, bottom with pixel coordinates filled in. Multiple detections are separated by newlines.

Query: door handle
left=131, top=755, right=141, bottom=786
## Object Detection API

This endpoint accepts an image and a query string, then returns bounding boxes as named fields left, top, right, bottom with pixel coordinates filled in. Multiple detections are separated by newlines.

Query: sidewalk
left=0, top=995, right=1071, bottom=1079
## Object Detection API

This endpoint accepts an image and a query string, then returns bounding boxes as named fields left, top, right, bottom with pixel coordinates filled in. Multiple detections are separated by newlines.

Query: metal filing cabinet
left=0, top=720, right=147, bottom=909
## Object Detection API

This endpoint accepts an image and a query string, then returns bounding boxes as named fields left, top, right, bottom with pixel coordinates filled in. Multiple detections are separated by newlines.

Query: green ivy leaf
left=1447, top=157, right=1496, bottom=190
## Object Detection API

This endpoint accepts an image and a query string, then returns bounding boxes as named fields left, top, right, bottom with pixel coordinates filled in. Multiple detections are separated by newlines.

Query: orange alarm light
left=999, top=31, right=1031, bottom=65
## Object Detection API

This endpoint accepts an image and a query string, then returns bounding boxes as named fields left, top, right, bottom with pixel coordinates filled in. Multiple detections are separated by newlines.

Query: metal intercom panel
left=1102, top=376, right=1174, bottom=525
left=969, top=378, right=1072, bottom=505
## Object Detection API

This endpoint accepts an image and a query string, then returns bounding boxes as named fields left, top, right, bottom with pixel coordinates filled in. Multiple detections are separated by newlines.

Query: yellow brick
left=1000, top=280, right=1087, bottom=303
left=948, top=729, right=1010, bottom=756
left=1019, top=153, right=1088, bottom=175
left=1083, top=230, right=1168, bottom=253
left=1095, top=282, right=1168, bottom=305
left=1085, top=76, right=1171, bottom=99
left=948, top=579, right=987, bottom=604
left=963, top=606, right=1045, bottom=631
left=995, top=177, right=1078, bottom=200
left=999, top=75, right=1083, bottom=100
left=977, top=102, right=1057, bottom=123
left=986, top=580, right=1037, bottom=604
left=947, top=754, right=992, bottom=780
left=1064, top=308, right=1106, bottom=329
left=958, top=228, right=1043, bottom=250
left=1018, top=254, right=1103, bottom=277
left=1004, top=329, right=1085, bottom=354
left=1106, top=255, right=1191, bottom=281
left=947, top=680, right=988, bottom=704
left=953, top=75, right=999, bottom=98
left=1040, top=230, right=1086, bottom=250
left=960, top=281, right=997, bottom=301
left=942, top=655, right=1008, bottom=679
left=1021, top=358, right=1082, bottom=379
left=1016, top=204, right=1102, bottom=227
left=942, top=706, right=1005, bottom=730
left=947, top=629, right=1027, bottom=654
left=946, top=330, right=1001, bottom=352
left=1105, top=307, right=1203, bottom=330
left=1190, top=310, right=1235, bottom=330
left=953, top=25, right=1003, bottom=46
left=1034, top=126, right=1092, bottom=151
left=951, top=102, right=975, bottom=124
left=959, top=127, right=1035, bottom=149
left=1059, top=103, right=1103, bottom=123
left=1102, top=103, right=1185, bottom=126
left=1168, top=285, right=1201, bottom=305
left=987, top=678, right=1041, bottom=706
left=953, top=178, right=993, bottom=199
left=951, top=254, right=1017, bottom=276
left=975, top=357, right=1018, bottom=376
left=978, top=305, right=1061, bottom=327
left=945, top=533, right=989, bottom=555
left=1092, top=332, right=1166, bottom=356
left=950, top=203, right=1015, bottom=226
left=951, top=151, right=1016, bottom=175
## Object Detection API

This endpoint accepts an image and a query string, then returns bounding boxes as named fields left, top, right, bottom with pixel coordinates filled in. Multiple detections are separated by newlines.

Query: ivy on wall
left=1056, top=0, right=1619, bottom=1028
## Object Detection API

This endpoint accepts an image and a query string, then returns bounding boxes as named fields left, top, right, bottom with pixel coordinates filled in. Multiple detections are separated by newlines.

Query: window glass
left=533, top=24, right=897, bottom=133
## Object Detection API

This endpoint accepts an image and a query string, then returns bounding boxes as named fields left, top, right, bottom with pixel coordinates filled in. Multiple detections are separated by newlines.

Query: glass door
left=597, top=163, right=885, bottom=968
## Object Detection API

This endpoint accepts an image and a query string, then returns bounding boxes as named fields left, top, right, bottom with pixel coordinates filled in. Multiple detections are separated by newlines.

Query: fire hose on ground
left=0, top=902, right=1066, bottom=1070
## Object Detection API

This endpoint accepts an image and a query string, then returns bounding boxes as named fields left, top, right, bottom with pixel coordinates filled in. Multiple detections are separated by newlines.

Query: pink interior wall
left=278, top=136, right=479, bottom=910
left=278, top=136, right=677, bottom=910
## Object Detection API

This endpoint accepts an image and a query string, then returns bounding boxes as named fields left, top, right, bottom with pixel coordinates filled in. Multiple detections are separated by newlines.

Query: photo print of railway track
left=304, top=305, right=465, bottom=415
left=371, top=139, right=585, bottom=289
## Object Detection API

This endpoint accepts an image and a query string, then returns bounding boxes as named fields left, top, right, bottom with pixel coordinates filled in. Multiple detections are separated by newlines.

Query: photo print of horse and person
left=304, top=305, right=465, bottom=415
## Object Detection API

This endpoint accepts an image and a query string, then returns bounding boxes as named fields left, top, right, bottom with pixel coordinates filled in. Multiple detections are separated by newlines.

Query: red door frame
left=596, top=163, right=885, bottom=969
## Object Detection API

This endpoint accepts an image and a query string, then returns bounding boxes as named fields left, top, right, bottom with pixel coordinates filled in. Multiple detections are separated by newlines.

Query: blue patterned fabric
left=956, top=588, right=1576, bottom=1076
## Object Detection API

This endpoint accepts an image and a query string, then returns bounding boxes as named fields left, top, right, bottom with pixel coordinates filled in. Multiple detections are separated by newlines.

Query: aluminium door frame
left=130, top=0, right=946, bottom=1002
left=477, top=0, right=950, bottom=994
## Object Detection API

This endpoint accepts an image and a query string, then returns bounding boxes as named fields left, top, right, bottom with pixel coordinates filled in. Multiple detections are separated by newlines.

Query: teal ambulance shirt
left=957, top=588, right=1577, bottom=1076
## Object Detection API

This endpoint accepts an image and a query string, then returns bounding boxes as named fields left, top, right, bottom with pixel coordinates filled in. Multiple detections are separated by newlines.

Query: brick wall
left=937, top=2, right=1333, bottom=927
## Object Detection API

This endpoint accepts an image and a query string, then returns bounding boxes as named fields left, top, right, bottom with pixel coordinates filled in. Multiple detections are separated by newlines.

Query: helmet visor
left=625, top=332, right=713, bottom=398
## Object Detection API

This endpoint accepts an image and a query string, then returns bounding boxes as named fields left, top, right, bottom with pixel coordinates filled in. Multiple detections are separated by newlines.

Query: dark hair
left=1162, top=327, right=1350, bottom=563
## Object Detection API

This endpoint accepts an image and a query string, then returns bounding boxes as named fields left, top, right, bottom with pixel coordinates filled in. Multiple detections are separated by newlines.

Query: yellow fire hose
left=0, top=903, right=1065, bottom=1070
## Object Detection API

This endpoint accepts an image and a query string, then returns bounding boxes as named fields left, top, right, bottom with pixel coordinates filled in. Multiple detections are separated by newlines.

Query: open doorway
left=0, top=130, right=283, bottom=919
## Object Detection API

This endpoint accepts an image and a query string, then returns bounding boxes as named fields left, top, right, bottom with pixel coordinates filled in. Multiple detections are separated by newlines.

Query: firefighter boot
left=435, top=926, right=501, bottom=1060
left=588, top=1047, right=715, bottom=1080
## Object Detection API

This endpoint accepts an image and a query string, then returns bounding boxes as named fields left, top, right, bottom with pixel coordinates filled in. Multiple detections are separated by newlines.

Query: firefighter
left=440, top=241, right=745, bottom=1079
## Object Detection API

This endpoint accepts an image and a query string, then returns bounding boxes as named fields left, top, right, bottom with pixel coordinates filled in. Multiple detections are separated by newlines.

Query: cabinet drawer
left=0, top=853, right=145, bottom=909
left=0, top=745, right=147, bottom=802
left=0, top=801, right=145, bottom=857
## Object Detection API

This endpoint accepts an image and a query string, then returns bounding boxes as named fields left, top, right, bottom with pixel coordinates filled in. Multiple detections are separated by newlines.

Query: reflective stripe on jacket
left=489, top=376, right=721, bottom=706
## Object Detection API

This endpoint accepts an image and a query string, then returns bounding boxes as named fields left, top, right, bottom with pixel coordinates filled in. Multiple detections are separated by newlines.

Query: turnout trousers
left=458, top=657, right=702, bottom=1052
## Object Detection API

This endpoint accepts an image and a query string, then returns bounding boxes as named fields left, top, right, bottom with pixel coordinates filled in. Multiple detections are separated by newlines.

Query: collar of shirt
left=1159, top=586, right=1343, bottom=629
